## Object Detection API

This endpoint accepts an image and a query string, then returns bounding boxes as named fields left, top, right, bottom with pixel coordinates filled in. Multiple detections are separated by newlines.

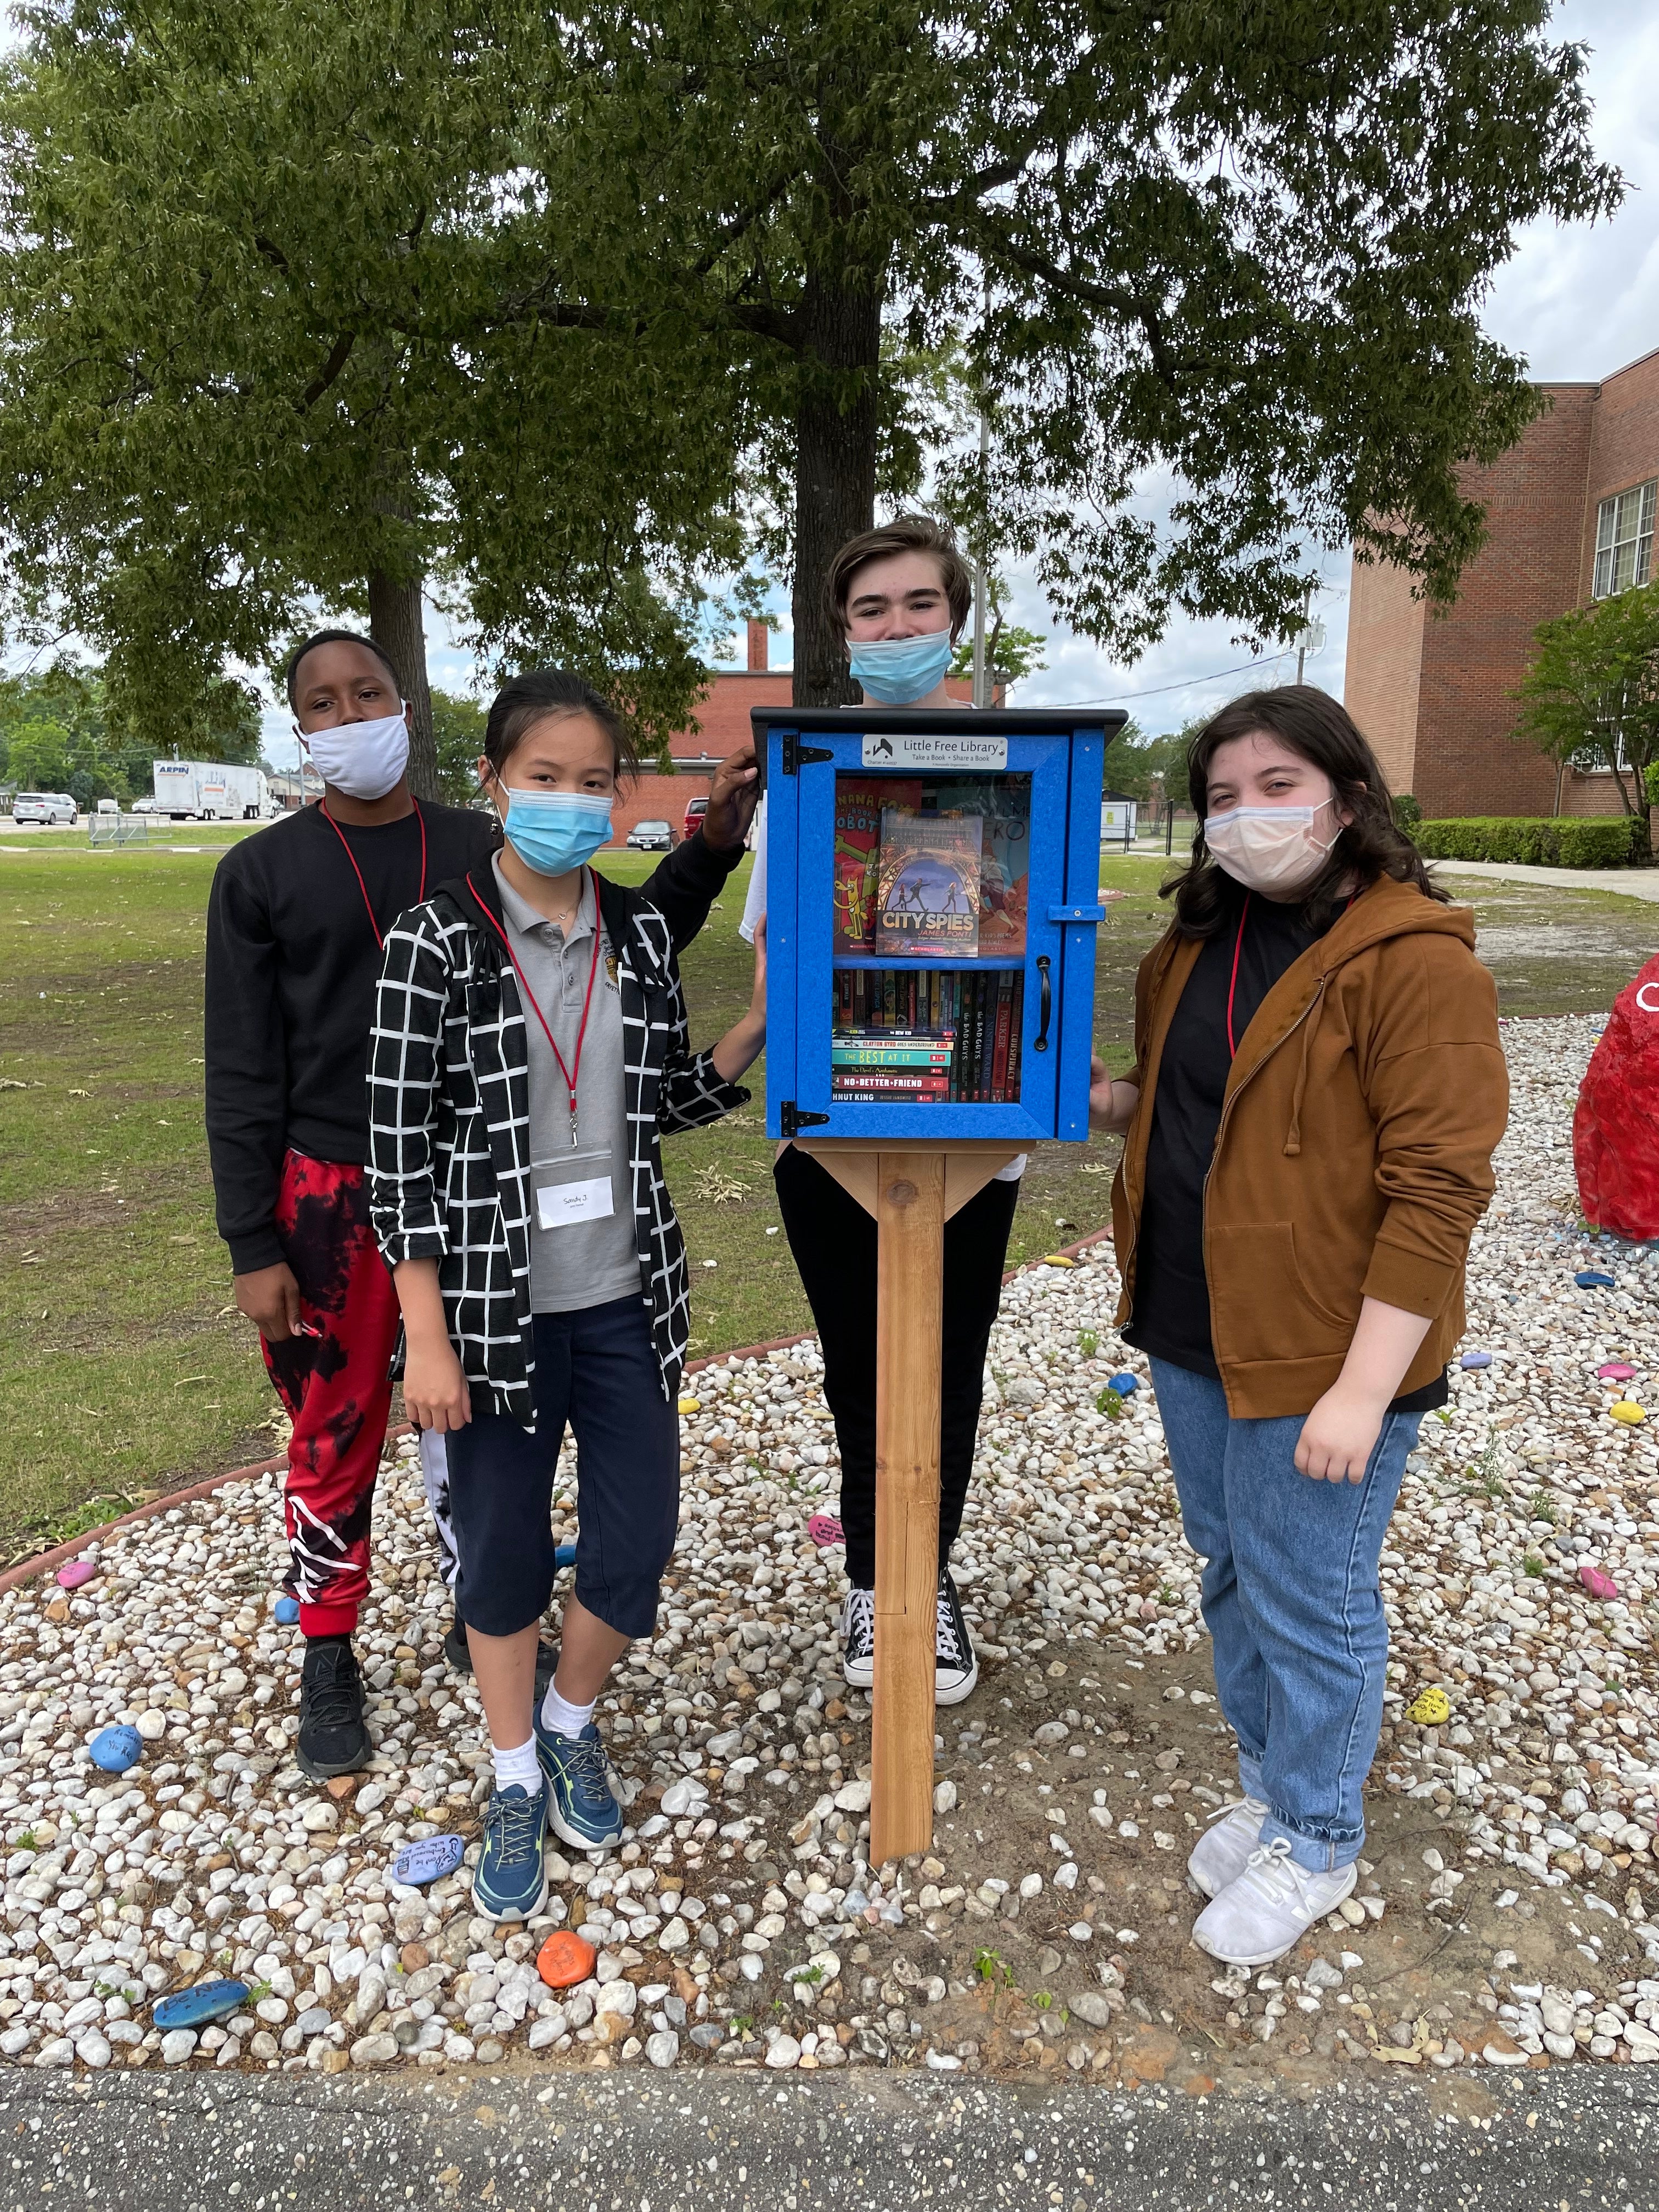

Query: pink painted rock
left=806, top=1515, right=844, bottom=1549
left=55, top=1559, right=97, bottom=1590
left=1598, top=1363, right=1636, bottom=1383
left=1578, top=1564, right=1620, bottom=1603
left=1575, top=955, right=1659, bottom=1241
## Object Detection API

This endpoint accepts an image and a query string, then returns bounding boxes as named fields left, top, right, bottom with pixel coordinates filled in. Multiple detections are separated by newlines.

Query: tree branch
left=300, top=332, right=357, bottom=411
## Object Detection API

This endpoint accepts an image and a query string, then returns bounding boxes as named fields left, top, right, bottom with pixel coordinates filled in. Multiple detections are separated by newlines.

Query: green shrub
left=1414, top=816, right=1646, bottom=868
left=1392, top=793, right=1423, bottom=830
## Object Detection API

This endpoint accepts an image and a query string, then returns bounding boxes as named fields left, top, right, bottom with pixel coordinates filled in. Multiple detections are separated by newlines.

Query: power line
left=1038, top=650, right=1293, bottom=709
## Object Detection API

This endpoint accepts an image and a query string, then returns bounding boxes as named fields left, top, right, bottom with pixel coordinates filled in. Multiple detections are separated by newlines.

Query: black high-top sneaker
left=934, top=1567, right=979, bottom=1705
left=297, top=1635, right=371, bottom=1780
left=841, top=1584, right=876, bottom=1690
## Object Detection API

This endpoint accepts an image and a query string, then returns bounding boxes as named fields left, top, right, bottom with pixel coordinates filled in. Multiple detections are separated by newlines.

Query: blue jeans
left=1149, top=1359, right=1421, bottom=1874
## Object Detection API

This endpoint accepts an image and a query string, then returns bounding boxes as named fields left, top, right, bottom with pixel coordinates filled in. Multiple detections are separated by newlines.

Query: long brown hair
left=1166, top=686, right=1445, bottom=939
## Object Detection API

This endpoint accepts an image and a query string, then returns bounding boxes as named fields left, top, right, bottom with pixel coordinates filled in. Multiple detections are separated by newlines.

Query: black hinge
left=780, top=1101, right=830, bottom=1137
left=781, top=733, right=834, bottom=776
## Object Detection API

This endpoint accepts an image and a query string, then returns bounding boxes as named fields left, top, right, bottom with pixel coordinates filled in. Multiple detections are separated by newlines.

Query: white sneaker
left=1191, top=1838, right=1358, bottom=1967
left=1186, top=1793, right=1269, bottom=1899
left=841, top=1585, right=875, bottom=1689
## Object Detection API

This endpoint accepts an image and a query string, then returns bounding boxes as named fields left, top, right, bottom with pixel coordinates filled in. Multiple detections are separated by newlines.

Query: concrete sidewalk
left=4, top=2062, right=1657, bottom=2212
left=1428, top=859, right=1659, bottom=901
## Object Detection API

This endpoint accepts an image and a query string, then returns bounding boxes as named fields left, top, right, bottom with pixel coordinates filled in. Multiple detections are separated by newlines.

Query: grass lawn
left=0, top=832, right=1645, bottom=1552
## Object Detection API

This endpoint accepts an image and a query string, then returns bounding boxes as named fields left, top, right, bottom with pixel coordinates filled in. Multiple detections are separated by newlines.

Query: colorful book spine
left=833, top=776, right=920, bottom=953
left=990, top=972, right=1012, bottom=1098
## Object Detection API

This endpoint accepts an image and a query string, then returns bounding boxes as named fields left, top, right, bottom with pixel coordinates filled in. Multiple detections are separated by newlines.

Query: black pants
left=773, top=1146, right=1019, bottom=1590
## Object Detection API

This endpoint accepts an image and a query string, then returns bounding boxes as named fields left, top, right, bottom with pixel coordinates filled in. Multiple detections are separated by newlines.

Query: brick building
left=1344, top=344, right=1659, bottom=819
left=607, top=620, right=981, bottom=845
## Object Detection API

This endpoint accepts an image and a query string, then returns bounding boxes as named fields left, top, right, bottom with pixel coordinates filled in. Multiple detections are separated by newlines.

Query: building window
left=1593, top=478, right=1656, bottom=597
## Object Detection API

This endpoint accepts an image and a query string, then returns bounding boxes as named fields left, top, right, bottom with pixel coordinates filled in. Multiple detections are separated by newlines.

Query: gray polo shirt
left=493, top=855, right=641, bottom=1314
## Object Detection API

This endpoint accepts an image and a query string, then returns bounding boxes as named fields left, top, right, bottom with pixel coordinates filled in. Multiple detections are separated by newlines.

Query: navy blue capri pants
left=442, top=1296, right=679, bottom=1640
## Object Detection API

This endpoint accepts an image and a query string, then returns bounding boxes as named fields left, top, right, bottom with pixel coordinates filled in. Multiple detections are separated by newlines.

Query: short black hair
left=482, top=668, right=639, bottom=784
left=285, top=627, right=403, bottom=710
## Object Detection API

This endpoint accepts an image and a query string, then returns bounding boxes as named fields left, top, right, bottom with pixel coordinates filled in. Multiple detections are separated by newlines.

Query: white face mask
left=1203, top=800, right=1340, bottom=896
left=300, top=709, right=410, bottom=801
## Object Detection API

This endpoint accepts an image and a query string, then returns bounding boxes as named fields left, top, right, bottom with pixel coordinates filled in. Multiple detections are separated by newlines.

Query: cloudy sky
left=10, top=0, right=1630, bottom=763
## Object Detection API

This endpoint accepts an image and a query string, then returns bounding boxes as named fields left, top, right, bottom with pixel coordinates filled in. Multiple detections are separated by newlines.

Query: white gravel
left=0, top=1014, right=1653, bottom=2078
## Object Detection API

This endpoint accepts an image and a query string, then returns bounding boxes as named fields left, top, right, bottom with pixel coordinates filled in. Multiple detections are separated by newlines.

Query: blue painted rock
left=88, top=1724, right=143, bottom=1774
left=1459, top=1350, right=1493, bottom=1370
left=554, top=1543, right=577, bottom=1570
left=153, top=1979, right=249, bottom=2032
left=392, top=1833, right=465, bottom=1887
left=1107, top=1372, right=1139, bottom=1396
left=1575, top=1270, right=1617, bottom=1289
left=273, top=1596, right=301, bottom=1625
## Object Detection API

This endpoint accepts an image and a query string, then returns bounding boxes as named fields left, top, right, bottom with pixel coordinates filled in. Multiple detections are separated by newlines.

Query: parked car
left=627, top=818, right=675, bottom=851
left=10, top=792, right=77, bottom=826
left=130, top=797, right=155, bottom=814
left=96, top=798, right=120, bottom=815
left=682, top=794, right=709, bottom=843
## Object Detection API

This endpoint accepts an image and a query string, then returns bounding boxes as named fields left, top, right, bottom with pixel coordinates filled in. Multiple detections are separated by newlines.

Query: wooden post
left=870, top=1149, right=946, bottom=1867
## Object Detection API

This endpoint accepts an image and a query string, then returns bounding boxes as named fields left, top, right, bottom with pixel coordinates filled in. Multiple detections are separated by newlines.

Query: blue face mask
left=847, top=627, right=954, bottom=705
left=500, top=788, right=613, bottom=877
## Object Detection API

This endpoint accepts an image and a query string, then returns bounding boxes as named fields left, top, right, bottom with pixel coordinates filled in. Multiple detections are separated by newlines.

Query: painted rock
left=56, top=1559, right=97, bottom=1590
left=1598, top=1363, right=1636, bottom=1382
left=806, top=1514, right=844, bottom=1549
left=677, top=1396, right=701, bottom=1416
left=1573, top=1270, right=1617, bottom=1289
left=1459, top=1350, right=1493, bottom=1370
left=537, top=1930, right=597, bottom=1990
left=273, top=1596, right=301, bottom=1625
left=1610, top=1401, right=1646, bottom=1425
left=153, top=1980, right=249, bottom=2032
left=553, top=1543, right=577, bottom=1570
left=1406, top=1688, right=1451, bottom=1726
left=1107, top=1372, right=1139, bottom=1396
left=1040, top=1254, right=1079, bottom=1268
left=1579, top=1564, right=1620, bottom=1602
left=391, top=1833, right=464, bottom=1887
left=1573, top=951, right=1659, bottom=1242
left=88, top=1725, right=143, bottom=1775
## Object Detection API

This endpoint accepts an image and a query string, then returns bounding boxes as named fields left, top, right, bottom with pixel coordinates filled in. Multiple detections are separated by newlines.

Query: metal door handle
left=1034, top=956, right=1052, bottom=1052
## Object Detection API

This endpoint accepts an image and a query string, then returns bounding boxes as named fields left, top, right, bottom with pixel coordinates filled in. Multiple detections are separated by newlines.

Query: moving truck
left=153, top=759, right=271, bottom=820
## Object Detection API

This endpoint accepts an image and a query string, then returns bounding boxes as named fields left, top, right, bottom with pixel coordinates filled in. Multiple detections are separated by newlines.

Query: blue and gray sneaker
left=471, top=1781, right=550, bottom=1923
left=534, top=1716, right=624, bottom=1853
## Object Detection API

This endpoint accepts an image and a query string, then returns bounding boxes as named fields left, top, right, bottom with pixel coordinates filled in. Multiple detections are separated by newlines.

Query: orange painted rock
left=1575, top=956, right=1659, bottom=1240
left=537, top=1930, right=597, bottom=1990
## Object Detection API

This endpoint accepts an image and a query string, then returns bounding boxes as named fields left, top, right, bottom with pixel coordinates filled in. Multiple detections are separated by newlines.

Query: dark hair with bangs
left=1165, top=686, right=1446, bottom=939
left=825, top=514, right=974, bottom=640
left=284, top=627, right=402, bottom=709
left=481, top=668, right=640, bottom=786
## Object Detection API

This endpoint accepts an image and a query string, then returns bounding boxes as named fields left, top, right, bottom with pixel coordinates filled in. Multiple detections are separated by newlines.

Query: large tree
left=0, top=1, right=1620, bottom=775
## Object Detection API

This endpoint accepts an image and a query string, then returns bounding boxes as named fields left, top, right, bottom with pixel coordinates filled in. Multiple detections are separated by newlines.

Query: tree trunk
left=792, top=261, right=884, bottom=709
left=368, top=567, right=437, bottom=799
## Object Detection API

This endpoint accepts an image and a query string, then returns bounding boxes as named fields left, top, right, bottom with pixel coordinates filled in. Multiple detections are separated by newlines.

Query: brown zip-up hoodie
left=1110, top=875, right=1509, bottom=1419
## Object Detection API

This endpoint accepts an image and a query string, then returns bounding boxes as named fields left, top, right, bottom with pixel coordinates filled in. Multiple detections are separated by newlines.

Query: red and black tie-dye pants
left=260, top=1150, right=400, bottom=1637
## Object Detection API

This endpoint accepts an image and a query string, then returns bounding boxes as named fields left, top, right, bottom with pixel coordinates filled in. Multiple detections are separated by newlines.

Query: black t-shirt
left=1125, top=893, right=1447, bottom=1414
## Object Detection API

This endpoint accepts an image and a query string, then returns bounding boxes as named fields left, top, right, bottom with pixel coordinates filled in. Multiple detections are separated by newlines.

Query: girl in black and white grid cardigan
left=368, top=669, right=764, bottom=1903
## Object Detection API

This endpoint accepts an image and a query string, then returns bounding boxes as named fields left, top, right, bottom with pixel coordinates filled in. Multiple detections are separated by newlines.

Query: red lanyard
left=468, top=868, right=602, bottom=1148
left=1224, top=893, right=1250, bottom=1059
left=319, top=799, right=426, bottom=952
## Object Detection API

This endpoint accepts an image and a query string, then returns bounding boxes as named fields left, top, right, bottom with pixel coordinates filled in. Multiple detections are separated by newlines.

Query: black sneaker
left=934, top=1568, right=979, bottom=1706
left=445, top=1613, right=559, bottom=1702
left=297, top=1637, right=371, bottom=1780
left=841, top=1585, right=875, bottom=1690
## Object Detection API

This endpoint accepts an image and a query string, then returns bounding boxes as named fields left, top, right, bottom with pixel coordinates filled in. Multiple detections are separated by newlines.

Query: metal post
left=971, top=411, right=989, bottom=710
left=1165, top=805, right=1173, bottom=857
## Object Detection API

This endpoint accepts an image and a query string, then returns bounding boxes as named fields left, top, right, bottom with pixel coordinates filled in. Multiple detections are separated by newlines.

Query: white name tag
left=537, top=1176, right=615, bottom=1230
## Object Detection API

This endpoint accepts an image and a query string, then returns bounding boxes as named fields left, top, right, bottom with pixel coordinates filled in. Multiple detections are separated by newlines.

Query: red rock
left=1575, top=955, right=1659, bottom=1240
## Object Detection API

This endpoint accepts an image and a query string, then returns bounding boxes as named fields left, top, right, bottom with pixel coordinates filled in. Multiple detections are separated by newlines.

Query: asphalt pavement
left=3, top=2062, right=1656, bottom=2211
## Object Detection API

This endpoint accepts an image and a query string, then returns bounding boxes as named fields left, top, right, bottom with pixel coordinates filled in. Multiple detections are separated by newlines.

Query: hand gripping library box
left=755, top=706, right=1128, bottom=1144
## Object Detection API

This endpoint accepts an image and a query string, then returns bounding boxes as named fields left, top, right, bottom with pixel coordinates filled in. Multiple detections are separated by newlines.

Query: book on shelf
left=931, top=776, right=1031, bottom=956
left=832, top=1042, right=954, bottom=1068
left=831, top=1070, right=951, bottom=1094
left=873, top=808, right=981, bottom=959
left=833, top=776, right=920, bottom=953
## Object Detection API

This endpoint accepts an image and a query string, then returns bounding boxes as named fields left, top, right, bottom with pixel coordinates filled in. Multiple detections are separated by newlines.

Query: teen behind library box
left=205, top=632, right=758, bottom=1782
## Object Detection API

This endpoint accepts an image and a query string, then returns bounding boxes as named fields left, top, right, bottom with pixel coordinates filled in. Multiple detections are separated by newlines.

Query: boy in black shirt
left=206, top=630, right=754, bottom=1777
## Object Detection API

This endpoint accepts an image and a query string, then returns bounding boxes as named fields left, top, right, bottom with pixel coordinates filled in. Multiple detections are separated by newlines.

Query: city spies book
left=873, top=810, right=982, bottom=959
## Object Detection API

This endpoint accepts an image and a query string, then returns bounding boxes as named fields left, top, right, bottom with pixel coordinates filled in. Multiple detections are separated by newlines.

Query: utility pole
left=970, top=405, right=989, bottom=709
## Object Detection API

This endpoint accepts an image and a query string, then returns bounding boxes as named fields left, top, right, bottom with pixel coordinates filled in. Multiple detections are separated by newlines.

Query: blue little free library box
left=754, top=705, right=1128, bottom=1146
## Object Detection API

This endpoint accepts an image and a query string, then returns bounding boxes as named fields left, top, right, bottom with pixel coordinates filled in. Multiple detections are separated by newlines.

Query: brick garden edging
left=0, top=1223, right=1116, bottom=1595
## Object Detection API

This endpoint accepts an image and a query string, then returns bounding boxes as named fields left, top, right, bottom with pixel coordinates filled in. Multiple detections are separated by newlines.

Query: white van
left=10, top=792, right=78, bottom=826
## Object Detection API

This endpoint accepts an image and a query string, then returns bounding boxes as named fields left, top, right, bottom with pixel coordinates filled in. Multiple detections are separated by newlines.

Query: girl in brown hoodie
left=1091, top=688, right=1507, bottom=1967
